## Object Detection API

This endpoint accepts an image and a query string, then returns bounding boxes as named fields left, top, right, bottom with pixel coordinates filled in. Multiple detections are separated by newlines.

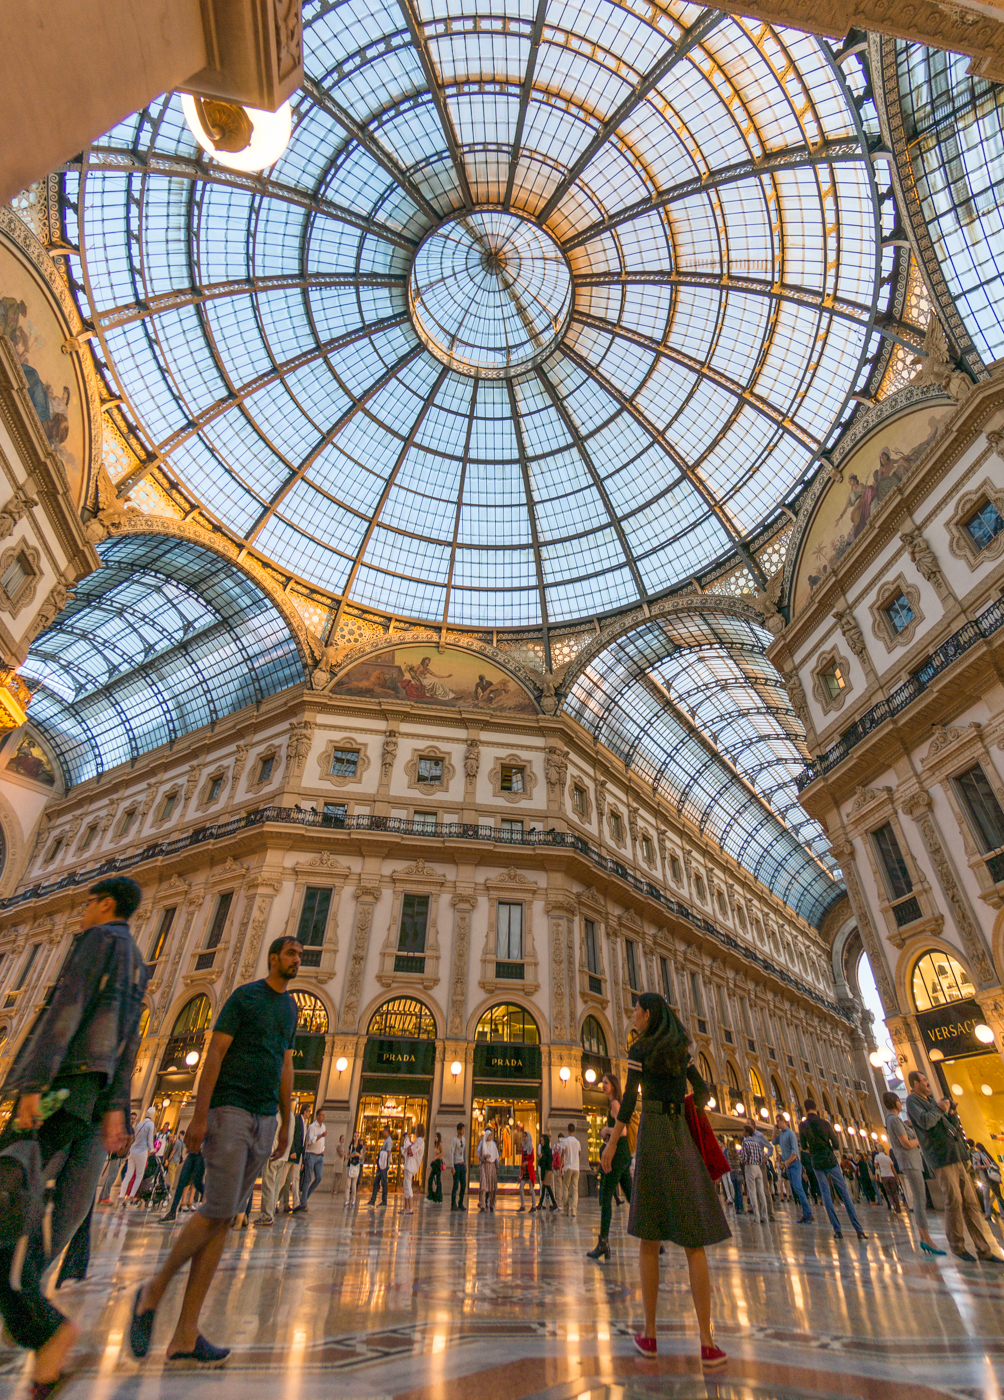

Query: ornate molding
left=404, top=744, right=455, bottom=795
left=908, top=808, right=996, bottom=986
left=315, top=735, right=371, bottom=788
left=486, top=752, right=536, bottom=804
left=868, top=572, right=924, bottom=651
left=811, top=646, right=853, bottom=716
left=945, top=475, right=1004, bottom=571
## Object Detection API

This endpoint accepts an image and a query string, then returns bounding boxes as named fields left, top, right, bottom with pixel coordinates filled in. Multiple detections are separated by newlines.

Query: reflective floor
left=4, top=1189, right=1004, bottom=1399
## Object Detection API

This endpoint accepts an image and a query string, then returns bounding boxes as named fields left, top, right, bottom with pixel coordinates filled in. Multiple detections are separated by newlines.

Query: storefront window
left=291, top=991, right=329, bottom=1113
left=475, top=1003, right=539, bottom=1043
left=367, top=997, right=436, bottom=1039
left=912, top=952, right=976, bottom=1011
left=581, top=1015, right=607, bottom=1057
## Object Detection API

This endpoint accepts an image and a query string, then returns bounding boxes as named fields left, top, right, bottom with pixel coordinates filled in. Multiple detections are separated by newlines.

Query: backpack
left=0, top=1136, right=44, bottom=1288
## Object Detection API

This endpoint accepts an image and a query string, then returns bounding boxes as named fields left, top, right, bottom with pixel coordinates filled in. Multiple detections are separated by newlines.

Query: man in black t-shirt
left=131, top=936, right=302, bottom=1366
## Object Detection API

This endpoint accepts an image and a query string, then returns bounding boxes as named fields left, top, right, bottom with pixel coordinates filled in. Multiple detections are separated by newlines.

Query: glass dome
left=72, top=0, right=880, bottom=630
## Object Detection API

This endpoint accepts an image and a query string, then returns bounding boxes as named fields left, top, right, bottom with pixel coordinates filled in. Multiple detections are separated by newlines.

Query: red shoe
left=701, top=1343, right=727, bottom=1370
left=633, top=1334, right=657, bottom=1357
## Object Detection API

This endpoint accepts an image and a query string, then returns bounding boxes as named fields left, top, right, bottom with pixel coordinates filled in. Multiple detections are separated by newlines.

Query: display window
left=471, top=1097, right=540, bottom=1171
left=355, top=1093, right=430, bottom=1187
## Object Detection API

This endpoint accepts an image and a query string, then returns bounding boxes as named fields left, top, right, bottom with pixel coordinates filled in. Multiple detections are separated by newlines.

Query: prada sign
left=473, top=1042, right=542, bottom=1081
left=916, top=999, right=989, bottom=1061
left=363, top=1037, right=436, bottom=1077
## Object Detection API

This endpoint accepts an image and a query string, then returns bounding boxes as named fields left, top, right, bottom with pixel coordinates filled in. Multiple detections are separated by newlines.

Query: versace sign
left=915, top=999, right=988, bottom=1061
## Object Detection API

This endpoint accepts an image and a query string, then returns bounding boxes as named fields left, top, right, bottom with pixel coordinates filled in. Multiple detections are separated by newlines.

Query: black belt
left=644, top=1100, right=684, bottom=1117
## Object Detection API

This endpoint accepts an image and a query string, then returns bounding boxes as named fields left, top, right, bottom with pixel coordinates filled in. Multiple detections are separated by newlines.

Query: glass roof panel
left=20, top=536, right=306, bottom=787
left=563, top=612, right=844, bottom=925
left=75, top=1, right=879, bottom=629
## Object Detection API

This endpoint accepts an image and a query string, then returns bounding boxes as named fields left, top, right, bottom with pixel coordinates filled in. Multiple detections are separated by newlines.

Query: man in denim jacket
left=0, top=876, right=147, bottom=1395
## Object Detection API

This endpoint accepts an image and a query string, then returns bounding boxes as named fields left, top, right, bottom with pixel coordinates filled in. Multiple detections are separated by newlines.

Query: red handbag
left=684, top=1094, right=730, bottom=1182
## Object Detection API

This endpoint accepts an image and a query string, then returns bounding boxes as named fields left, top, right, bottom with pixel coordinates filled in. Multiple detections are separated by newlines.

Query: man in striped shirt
left=739, top=1125, right=769, bottom=1223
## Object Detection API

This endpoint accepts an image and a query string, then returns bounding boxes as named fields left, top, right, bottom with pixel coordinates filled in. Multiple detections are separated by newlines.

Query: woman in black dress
left=600, top=992, right=730, bottom=1370
left=587, top=1072, right=632, bottom=1261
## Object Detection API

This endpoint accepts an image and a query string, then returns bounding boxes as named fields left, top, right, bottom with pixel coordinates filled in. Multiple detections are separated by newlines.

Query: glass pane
left=496, top=902, right=523, bottom=959
left=956, top=765, right=1004, bottom=853
left=297, top=887, right=333, bottom=947
left=398, top=894, right=430, bottom=953
left=871, top=824, right=913, bottom=900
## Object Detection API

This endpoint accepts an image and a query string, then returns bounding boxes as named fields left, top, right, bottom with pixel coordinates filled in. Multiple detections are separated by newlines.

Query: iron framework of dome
left=68, top=0, right=887, bottom=633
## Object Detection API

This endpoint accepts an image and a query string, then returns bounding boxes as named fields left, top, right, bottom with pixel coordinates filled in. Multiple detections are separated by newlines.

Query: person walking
left=518, top=1124, right=537, bottom=1211
left=403, top=1124, right=424, bottom=1213
left=0, top=876, right=147, bottom=1397
left=478, top=1128, right=499, bottom=1211
left=120, top=1106, right=157, bottom=1206
left=726, top=1140, right=745, bottom=1215
left=751, top=1125, right=776, bottom=1220
left=600, top=992, right=729, bottom=1370
left=776, top=1118, right=813, bottom=1223
left=450, top=1123, right=467, bottom=1210
left=535, top=1134, right=558, bottom=1211
left=165, top=1131, right=186, bottom=1197
left=588, top=1073, right=633, bottom=1259
left=300, top=1109, right=327, bottom=1208
left=280, top=1106, right=306, bottom=1214
left=856, top=1152, right=878, bottom=1204
left=562, top=1124, right=581, bottom=1218
left=874, top=1147, right=902, bottom=1213
left=906, top=1070, right=1004, bottom=1265
left=369, top=1127, right=393, bottom=1207
left=739, top=1125, right=769, bottom=1224
left=332, top=1134, right=345, bottom=1199
left=344, top=1134, right=364, bottom=1207
left=130, top=935, right=302, bottom=1366
left=552, top=1134, right=565, bottom=1212
left=882, top=1091, right=942, bottom=1253
left=799, top=1099, right=868, bottom=1242
left=427, top=1133, right=444, bottom=1202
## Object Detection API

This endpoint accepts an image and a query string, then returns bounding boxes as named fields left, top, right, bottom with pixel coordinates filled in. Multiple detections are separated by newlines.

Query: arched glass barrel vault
left=19, top=535, right=306, bottom=787
left=562, top=612, right=843, bottom=925
left=68, top=0, right=883, bottom=630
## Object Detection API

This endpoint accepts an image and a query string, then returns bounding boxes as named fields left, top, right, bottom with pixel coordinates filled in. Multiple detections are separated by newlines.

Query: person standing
left=776, top=1118, right=812, bottom=1224
left=332, top=1134, right=346, bottom=1199
left=450, top=1123, right=467, bottom=1210
left=403, top=1124, right=424, bottom=1213
left=972, top=1141, right=1004, bottom=1221
left=600, top=992, right=729, bottom=1370
left=725, top=1141, right=745, bottom=1215
left=906, top=1070, right=1004, bottom=1265
left=562, top=1124, right=581, bottom=1218
left=588, top=1074, right=633, bottom=1260
left=368, top=1126, right=392, bottom=1207
left=883, top=1090, right=941, bottom=1252
left=165, top=1131, right=186, bottom=1197
left=0, top=877, right=147, bottom=1396
left=517, top=1124, right=537, bottom=1211
left=254, top=1119, right=292, bottom=1227
left=130, top=935, right=302, bottom=1366
left=535, top=1134, right=558, bottom=1211
left=478, top=1128, right=499, bottom=1211
left=552, top=1134, right=565, bottom=1212
left=427, top=1133, right=444, bottom=1202
left=121, top=1106, right=157, bottom=1206
left=751, top=1125, right=776, bottom=1220
left=300, top=1109, right=327, bottom=1209
left=280, top=1106, right=306, bottom=1213
left=799, top=1099, right=868, bottom=1242
left=344, top=1134, right=364, bottom=1207
left=874, top=1147, right=902, bottom=1212
left=739, top=1125, right=769, bottom=1224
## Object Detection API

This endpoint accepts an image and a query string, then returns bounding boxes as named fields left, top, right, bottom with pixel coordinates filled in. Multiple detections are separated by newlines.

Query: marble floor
left=4, top=1187, right=1004, bottom=1400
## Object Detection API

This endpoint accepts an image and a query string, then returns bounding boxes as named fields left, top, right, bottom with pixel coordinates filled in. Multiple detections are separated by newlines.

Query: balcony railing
left=797, top=596, right=1004, bottom=790
left=1, top=807, right=849, bottom=1020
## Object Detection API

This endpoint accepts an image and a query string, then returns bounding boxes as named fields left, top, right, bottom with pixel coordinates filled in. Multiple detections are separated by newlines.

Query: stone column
left=830, top=840, right=900, bottom=1018
left=448, top=889, right=476, bottom=1039
left=545, top=894, right=577, bottom=1044
left=340, top=882, right=382, bottom=1032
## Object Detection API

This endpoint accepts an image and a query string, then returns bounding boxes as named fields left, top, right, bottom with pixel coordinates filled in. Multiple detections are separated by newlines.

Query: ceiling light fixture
left=181, top=93, right=292, bottom=172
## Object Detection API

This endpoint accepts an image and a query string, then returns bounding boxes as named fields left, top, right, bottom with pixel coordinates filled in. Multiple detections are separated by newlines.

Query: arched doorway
left=726, top=1061, right=744, bottom=1116
left=291, top=991, right=329, bottom=1118
left=156, top=994, right=212, bottom=1124
left=749, top=1065, right=768, bottom=1122
left=356, top=997, right=437, bottom=1187
left=472, top=1004, right=541, bottom=1176
left=911, top=949, right=1004, bottom=1156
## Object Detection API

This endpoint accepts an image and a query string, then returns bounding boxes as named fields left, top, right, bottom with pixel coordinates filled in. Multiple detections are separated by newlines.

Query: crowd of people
left=0, top=879, right=1002, bottom=1397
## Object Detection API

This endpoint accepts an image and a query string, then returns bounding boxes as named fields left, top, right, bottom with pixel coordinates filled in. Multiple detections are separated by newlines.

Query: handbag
left=348, top=1163, right=360, bottom=1180
left=684, top=1094, right=730, bottom=1182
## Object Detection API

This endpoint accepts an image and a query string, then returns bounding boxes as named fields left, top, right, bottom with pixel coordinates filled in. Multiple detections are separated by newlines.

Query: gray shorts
left=199, top=1105, right=276, bottom=1220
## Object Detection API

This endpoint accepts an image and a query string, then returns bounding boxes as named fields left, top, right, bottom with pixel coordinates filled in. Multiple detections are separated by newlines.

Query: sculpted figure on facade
left=285, top=720, right=314, bottom=776
left=0, top=484, right=37, bottom=541
left=381, top=729, right=399, bottom=779
left=782, top=668, right=811, bottom=729
left=900, top=529, right=947, bottom=593
left=463, top=737, right=480, bottom=785
left=832, top=608, right=868, bottom=662
left=230, top=742, right=250, bottom=793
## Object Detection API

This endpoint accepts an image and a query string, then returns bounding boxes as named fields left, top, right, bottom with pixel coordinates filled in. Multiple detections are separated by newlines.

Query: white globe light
left=834, top=1123, right=842, bottom=1132
left=706, top=1096, right=716, bottom=1109
left=869, top=1050, right=885, bottom=1067
left=974, top=1023, right=995, bottom=1045
left=782, top=1111, right=791, bottom=1122
left=559, top=1066, right=571, bottom=1082
left=584, top=1068, right=597, bottom=1084
left=181, top=94, right=292, bottom=173
left=184, top=1050, right=200, bottom=1067
left=881, top=1134, right=888, bottom=1142
left=950, top=1083, right=964, bottom=1097
left=734, top=1102, right=745, bottom=1117
left=848, top=1125, right=857, bottom=1136
left=982, top=1083, right=993, bottom=1096
left=759, top=1107, right=769, bottom=1120
left=871, top=1132, right=878, bottom=1141
left=335, top=1056, right=348, bottom=1073
left=929, top=1048, right=944, bottom=1061
left=450, top=1060, right=462, bottom=1077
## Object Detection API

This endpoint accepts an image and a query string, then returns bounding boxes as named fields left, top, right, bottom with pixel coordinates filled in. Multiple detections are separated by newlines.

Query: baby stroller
left=136, top=1152, right=170, bottom=1210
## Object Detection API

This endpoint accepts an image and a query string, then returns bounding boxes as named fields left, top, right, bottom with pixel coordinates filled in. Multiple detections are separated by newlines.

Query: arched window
left=822, top=1093, right=832, bottom=1115
left=836, top=1097, right=847, bottom=1120
left=699, top=1053, right=715, bottom=1086
left=367, top=997, right=436, bottom=1039
left=138, top=1006, right=151, bottom=1041
left=475, top=1004, right=540, bottom=1044
left=771, top=1076, right=784, bottom=1105
left=292, top=991, right=329, bottom=1035
left=726, top=1062, right=741, bottom=1091
left=912, top=951, right=976, bottom=1011
left=749, top=1066, right=765, bottom=1098
left=0, top=1025, right=8, bottom=1053
left=172, top=995, right=211, bottom=1037
left=581, top=1015, right=608, bottom=1057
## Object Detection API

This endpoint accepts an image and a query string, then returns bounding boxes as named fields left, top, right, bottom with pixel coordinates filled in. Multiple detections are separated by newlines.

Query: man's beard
left=277, top=964, right=298, bottom=980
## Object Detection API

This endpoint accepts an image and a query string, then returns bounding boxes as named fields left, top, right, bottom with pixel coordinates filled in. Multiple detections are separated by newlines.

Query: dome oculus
left=409, top=212, right=573, bottom=378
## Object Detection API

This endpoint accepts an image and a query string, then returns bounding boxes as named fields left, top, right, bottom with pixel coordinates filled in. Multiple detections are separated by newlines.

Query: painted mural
left=0, top=231, right=85, bottom=497
left=793, top=404, right=949, bottom=614
left=330, top=646, right=537, bottom=713
left=5, top=734, right=56, bottom=787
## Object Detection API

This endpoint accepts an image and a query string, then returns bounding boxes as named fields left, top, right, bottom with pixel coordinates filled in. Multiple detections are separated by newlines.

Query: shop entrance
left=471, top=1096, right=540, bottom=1172
left=937, top=1052, right=1004, bottom=1168
left=355, top=1092, right=430, bottom=1187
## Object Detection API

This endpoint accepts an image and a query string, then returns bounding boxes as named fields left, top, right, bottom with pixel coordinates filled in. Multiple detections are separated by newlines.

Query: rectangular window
left=885, top=593, right=915, bottom=634
left=46, top=837, right=63, bottom=863
left=572, top=785, right=585, bottom=814
left=118, top=809, right=136, bottom=838
left=499, top=764, right=524, bottom=793
left=149, top=907, right=177, bottom=964
left=501, top=818, right=523, bottom=836
left=412, top=811, right=437, bottom=831
left=160, top=793, right=177, bottom=821
left=822, top=662, right=847, bottom=700
left=625, top=940, right=641, bottom=991
left=660, top=957, right=675, bottom=1004
left=258, top=756, right=275, bottom=783
left=4, top=943, right=40, bottom=1008
left=80, top=823, right=98, bottom=851
left=0, top=552, right=31, bottom=601
left=689, top=970, right=704, bottom=1016
left=964, top=498, right=1004, bottom=550
left=871, top=823, right=913, bottom=900
left=717, top=983, right=731, bottom=1034
left=610, top=812, right=624, bottom=841
left=205, top=892, right=234, bottom=950
left=670, top=855, right=682, bottom=883
left=584, top=919, right=601, bottom=975
left=330, top=748, right=359, bottom=777
left=955, top=764, right=1004, bottom=853
left=641, top=835, right=654, bottom=862
left=297, top=886, right=333, bottom=966
left=397, top=894, right=429, bottom=954
left=417, top=756, right=444, bottom=783
left=496, top=902, right=524, bottom=960
left=209, top=777, right=223, bottom=802
left=322, top=802, right=347, bottom=827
